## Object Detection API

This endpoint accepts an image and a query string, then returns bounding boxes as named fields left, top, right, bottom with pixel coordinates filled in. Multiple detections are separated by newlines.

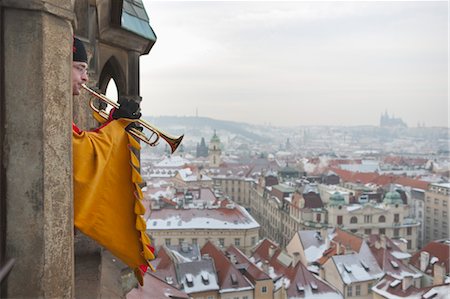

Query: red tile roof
left=393, top=177, right=429, bottom=190
left=373, top=274, right=450, bottom=299
left=410, top=239, right=450, bottom=276
left=126, top=272, right=190, bottom=299
left=150, top=246, right=179, bottom=288
left=225, top=245, right=271, bottom=284
left=284, top=259, right=342, bottom=298
left=367, top=235, right=421, bottom=280
left=201, top=241, right=253, bottom=291
left=328, top=167, right=429, bottom=190
left=251, top=239, right=290, bottom=280
left=317, top=228, right=363, bottom=265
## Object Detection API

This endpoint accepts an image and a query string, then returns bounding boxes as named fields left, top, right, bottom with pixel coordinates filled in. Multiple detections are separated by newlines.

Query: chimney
left=320, top=228, right=329, bottom=247
left=420, top=251, right=430, bottom=272
left=229, top=254, right=237, bottom=264
left=292, top=252, right=300, bottom=266
left=262, top=260, right=270, bottom=273
left=402, top=275, right=413, bottom=291
left=269, top=245, right=276, bottom=258
left=433, top=263, right=445, bottom=285
left=380, top=234, right=387, bottom=249
left=336, top=242, right=342, bottom=255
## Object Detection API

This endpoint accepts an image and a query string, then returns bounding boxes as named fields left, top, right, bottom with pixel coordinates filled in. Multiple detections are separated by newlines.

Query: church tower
left=208, top=130, right=222, bottom=167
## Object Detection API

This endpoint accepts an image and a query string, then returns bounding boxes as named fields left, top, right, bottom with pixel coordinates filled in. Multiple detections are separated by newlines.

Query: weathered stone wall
left=1, top=0, right=75, bottom=297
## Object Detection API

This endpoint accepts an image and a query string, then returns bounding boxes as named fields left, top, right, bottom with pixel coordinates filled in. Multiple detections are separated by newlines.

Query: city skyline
left=134, top=1, right=448, bottom=128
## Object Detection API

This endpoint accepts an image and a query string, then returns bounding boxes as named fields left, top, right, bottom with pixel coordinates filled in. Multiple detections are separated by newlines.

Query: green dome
left=210, top=130, right=221, bottom=143
left=383, top=191, right=403, bottom=205
left=329, top=192, right=346, bottom=206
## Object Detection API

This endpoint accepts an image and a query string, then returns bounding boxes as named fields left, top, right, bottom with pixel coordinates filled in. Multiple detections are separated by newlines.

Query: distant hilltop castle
left=380, top=110, right=407, bottom=128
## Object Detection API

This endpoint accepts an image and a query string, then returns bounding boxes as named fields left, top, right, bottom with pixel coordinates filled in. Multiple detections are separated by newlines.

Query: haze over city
left=134, top=0, right=448, bottom=128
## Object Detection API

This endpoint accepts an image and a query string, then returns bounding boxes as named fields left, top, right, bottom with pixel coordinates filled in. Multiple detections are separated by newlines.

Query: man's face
left=72, top=62, right=88, bottom=95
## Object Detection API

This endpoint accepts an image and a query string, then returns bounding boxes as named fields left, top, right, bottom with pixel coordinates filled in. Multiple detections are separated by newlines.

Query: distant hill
left=142, top=115, right=273, bottom=145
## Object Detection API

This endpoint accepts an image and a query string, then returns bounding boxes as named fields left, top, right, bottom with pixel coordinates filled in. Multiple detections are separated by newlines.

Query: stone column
left=1, top=0, right=75, bottom=297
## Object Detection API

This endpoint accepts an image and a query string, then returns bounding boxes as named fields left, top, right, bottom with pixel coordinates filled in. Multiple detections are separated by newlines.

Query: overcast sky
left=136, top=1, right=448, bottom=127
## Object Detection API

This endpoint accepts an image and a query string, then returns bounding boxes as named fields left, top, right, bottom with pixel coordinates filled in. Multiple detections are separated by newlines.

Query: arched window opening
left=350, top=216, right=358, bottom=224
left=104, top=78, right=119, bottom=114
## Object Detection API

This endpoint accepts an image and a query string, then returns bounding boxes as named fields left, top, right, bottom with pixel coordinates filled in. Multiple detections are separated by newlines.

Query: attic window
left=390, top=260, right=399, bottom=268
left=343, top=264, right=352, bottom=273
left=185, top=273, right=194, bottom=287
left=231, top=273, right=238, bottom=285
left=360, top=260, right=370, bottom=271
left=201, top=273, right=210, bottom=285
left=310, top=282, right=318, bottom=291
left=422, top=289, right=438, bottom=299
left=294, top=282, right=304, bottom=293
left=390, top=279, right=401, bottom=288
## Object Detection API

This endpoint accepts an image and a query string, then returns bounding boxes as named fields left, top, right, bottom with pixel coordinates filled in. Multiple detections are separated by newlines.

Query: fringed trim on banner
left=126, top=132, right=155, bottom=285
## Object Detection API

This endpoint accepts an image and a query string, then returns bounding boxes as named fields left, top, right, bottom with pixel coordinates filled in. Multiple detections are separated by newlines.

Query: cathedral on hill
left=380, top=110, right=407, bottom=128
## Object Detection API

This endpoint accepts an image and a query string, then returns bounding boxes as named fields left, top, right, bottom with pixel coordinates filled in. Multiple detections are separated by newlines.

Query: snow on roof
left=178, top=267, right=219, bottom=294
left=332, top=253, right=384, bottom=284
left=287, top=293, right=344, bottom=299
left=372, top=275, right=450, bottom=299
left=304, top=242, right=328, bottom=264
left=155, top=156, right=190, bottom=167
left=148, top=205, right=260, bottom=230
left=391, top=251, right=412, bottom=260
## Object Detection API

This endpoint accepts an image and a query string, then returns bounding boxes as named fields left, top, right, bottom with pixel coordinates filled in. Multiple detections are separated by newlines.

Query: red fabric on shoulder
left=73, top=120, right=113, bottom=134
left=73, top=123, right=82, bottom=135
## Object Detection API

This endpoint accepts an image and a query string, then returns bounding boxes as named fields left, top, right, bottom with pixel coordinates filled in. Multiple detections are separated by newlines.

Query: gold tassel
left=134, top=199, right=146, bottom=215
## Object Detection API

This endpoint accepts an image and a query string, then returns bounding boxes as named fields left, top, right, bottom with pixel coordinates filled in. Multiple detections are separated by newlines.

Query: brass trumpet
left=81, top=84, right=184, bottom=154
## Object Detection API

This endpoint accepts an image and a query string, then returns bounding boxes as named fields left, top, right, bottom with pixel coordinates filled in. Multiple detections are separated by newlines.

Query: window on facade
left=434, top=198, right=439, bottom=205
left=178, top=238, right=184, bottom=245
left=243, top=296, right=248, bottom=299
left=364, top=215, right=372, bottom=223
left=219, top=238, right=225, bottom=247
left=368, top=283, right=373, bottom=293
left=192, top=238, right=198, bottom=245
left=394, top=214, right=399, bottom=223
left=350, top=216, right=358, bottom=224
left=337, top=216, right=343, bottom=225
left=262, top=286, right=268, bottom=293
left=347, top=285, right=353, bottom=297
left=394, top=228, right=400, bottom=237
left=379, top=228, right=385, bottom=235
left=379, top=215, right=386, bottom=223
left=355, top=285, right=361, bottom=296
left=165, top=239, right=171, bottom=246
left=407, top=240, right=412, bottom=250
left=407, top=227, right=412, bottom=235
left=251, top=236, right=256, bottom=245
left=316, top=213, right=321, bottom=222
left=364, top=229, right=372, bottom=235
left=351, top=229, right=358, bottom=233
left=434, top=208, right=438, bottom=215
left=234, top=238, right=240, bottom=246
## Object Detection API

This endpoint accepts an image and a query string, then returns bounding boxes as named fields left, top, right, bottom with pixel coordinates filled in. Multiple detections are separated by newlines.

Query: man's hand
left=126, top=122, right=144, bottom=133
left=111, top=99, right=141, bottom=120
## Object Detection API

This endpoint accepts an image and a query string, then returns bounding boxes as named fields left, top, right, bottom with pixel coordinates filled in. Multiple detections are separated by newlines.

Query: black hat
left=73, top=37, right=88, bottom=63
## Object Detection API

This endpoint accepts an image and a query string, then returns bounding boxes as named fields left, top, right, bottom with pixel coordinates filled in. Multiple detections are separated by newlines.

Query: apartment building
left=327, top=191, right=419, bottom=251
left=424, top=183, right=450, bottom=244
left=147, top=201, right=260, bottom=254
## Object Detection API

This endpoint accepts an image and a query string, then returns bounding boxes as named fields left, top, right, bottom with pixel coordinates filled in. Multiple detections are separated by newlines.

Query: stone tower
left=208, top=130, right=222, bottom=168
